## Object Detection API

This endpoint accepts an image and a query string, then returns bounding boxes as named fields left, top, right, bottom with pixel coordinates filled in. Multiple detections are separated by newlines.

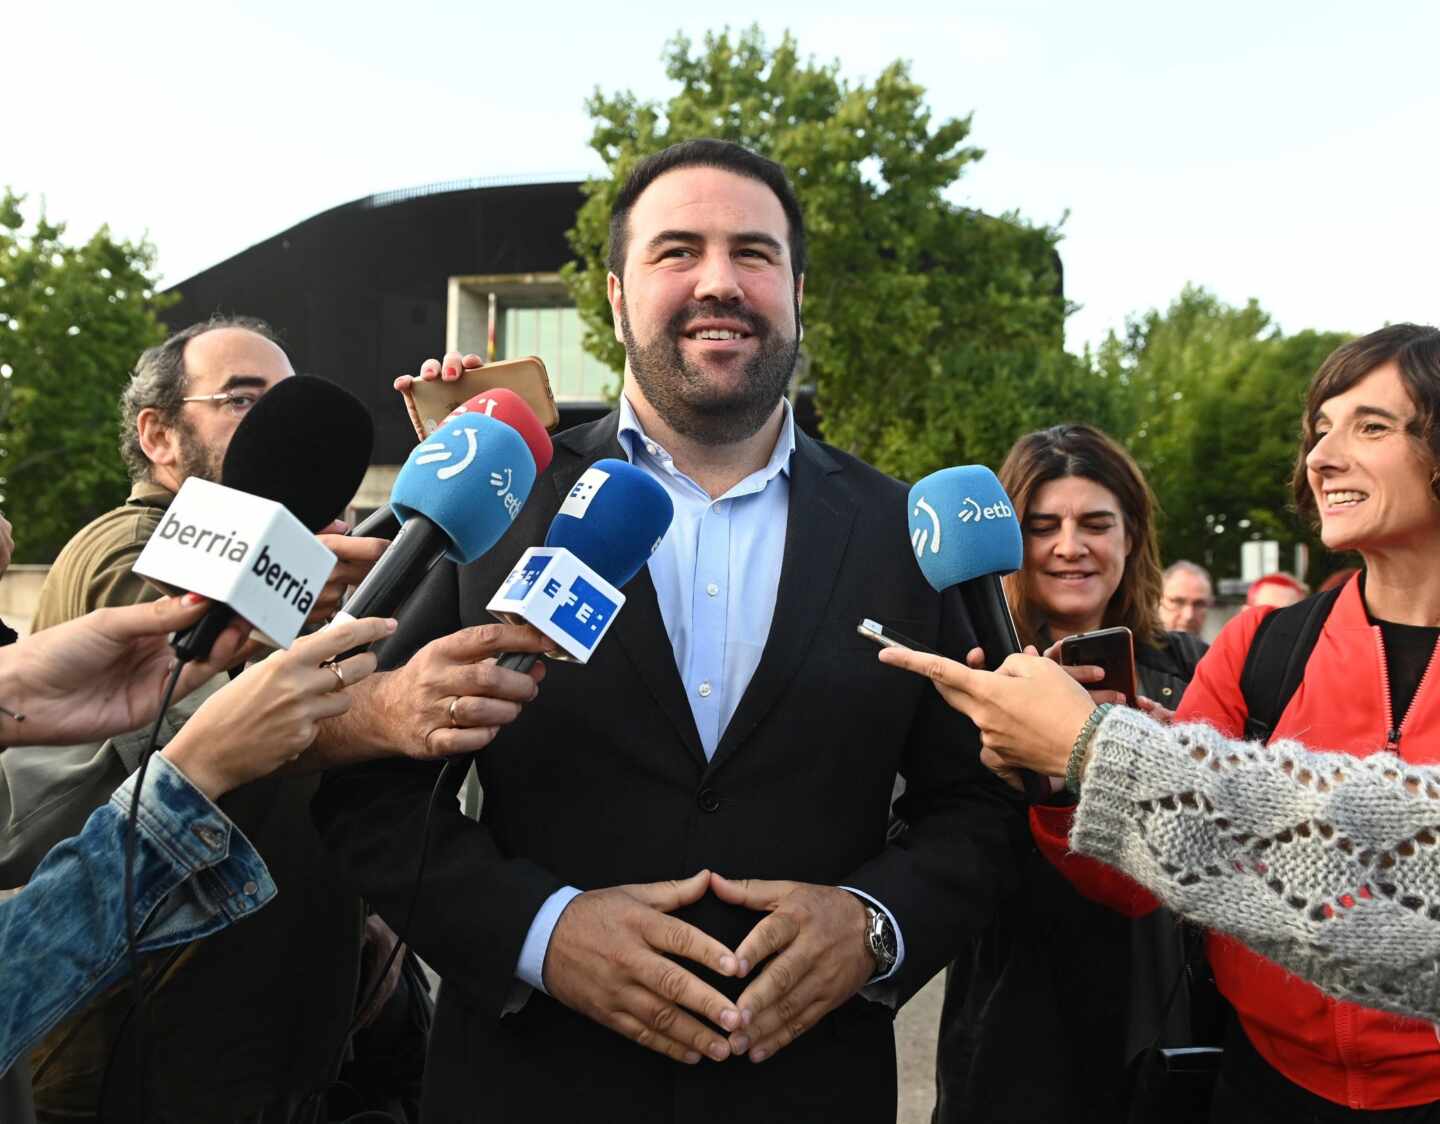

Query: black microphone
left=350, top=505, right=400, bottom=539
left=170, top=376, right=374, bottom=662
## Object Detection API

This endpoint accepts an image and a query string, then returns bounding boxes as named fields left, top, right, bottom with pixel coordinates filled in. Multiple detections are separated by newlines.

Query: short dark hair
left=999, top=423, right=1165, bottom=650
left=1293, top=323, right=1440, bottom=517
left=606, top=138, right=807, bottom=280
left=119, top=315, right=284, bottom=482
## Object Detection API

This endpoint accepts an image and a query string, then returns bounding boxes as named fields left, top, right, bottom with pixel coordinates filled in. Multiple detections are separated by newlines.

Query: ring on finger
left=323, top=660, right=346, bottom=690
left=448, top=696, right=462, bottom=728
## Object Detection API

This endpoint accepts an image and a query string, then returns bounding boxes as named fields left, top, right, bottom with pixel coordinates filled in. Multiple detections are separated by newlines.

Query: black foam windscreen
left=220, top=375, right=374, bottom=531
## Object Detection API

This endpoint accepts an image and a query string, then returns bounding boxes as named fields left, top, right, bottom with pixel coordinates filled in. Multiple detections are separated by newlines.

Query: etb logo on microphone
left=957, top=496, right=1013, bottom=523
left=415, top=425, right=482, bottom=481
left=911, top=494, right=1017, bottom=559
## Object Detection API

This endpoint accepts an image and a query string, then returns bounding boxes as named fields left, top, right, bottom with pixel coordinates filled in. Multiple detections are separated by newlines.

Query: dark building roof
left=163, top=177, right=590, bottom=464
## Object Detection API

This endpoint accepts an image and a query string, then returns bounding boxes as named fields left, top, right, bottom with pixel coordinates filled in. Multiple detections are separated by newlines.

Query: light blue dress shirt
left=513, top=396, right=904, bottom=1000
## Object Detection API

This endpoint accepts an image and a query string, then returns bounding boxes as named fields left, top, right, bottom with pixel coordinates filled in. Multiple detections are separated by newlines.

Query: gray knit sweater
left=1071, top=705, right=1440, bottom=1024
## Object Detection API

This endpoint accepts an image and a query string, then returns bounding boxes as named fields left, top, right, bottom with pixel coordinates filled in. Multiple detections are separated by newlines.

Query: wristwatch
left=861, top=903, right=898, bottom=977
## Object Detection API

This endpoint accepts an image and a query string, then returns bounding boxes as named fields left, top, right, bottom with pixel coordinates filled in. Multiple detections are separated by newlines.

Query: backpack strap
left=1239, top=586, right=1342, bottom=744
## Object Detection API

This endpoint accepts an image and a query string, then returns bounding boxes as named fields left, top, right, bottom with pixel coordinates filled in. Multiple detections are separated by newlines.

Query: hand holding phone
left=399, top=355, right=559, bottom=439
left=1058, top=626, right=1137, bottom=707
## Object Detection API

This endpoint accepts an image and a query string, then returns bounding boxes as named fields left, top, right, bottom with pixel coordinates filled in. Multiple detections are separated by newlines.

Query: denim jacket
left=0, top=752, right=275, bottom=1075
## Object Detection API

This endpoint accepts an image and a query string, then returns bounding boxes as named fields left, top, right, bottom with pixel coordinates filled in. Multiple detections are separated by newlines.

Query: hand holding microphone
left=162, top=615, right=396, bottom=799
left=902, top=465, right=1051, bottom=801
left=0, top=595, right=253, bottom=745
left=312, top=396, right=557, bottom=763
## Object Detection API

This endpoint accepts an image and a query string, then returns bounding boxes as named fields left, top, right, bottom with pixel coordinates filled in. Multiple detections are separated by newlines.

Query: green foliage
left=564, top=26, right=1074, bottom=474
left=0, top=190, right=173, bottom=562
left=1096, top=284, right=1349, bottom=579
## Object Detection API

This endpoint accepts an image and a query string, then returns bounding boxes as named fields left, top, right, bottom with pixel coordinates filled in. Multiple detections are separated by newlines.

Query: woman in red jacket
left=1032, top=324, right=1440, bottom=1121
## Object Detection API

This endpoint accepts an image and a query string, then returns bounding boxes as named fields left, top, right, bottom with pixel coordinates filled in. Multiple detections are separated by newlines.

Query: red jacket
left=1031, top=577, right=1440, bottom=1110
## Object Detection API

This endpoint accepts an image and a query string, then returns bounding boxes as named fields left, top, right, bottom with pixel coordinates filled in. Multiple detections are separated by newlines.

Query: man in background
left=1159, top=559, right=1213, bottom=637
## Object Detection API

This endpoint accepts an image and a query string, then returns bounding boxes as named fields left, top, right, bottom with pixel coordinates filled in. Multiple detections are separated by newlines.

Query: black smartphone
left=1059, top=626, right=1138, bottom=707
left=856, top=618, right=942, bottom=657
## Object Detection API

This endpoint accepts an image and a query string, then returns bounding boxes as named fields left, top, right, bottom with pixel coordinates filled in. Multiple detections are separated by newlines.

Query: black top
left=1376, top=618, right=1440, bottom=733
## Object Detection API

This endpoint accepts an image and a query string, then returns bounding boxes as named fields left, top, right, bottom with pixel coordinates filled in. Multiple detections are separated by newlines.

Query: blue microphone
left=544, top=459, right=673, bottom=586
left=491, top=459, right=673, bottom=669
left=908, top=466, right=1049, bottom=801
left=335, top=414, right=536, bottom=626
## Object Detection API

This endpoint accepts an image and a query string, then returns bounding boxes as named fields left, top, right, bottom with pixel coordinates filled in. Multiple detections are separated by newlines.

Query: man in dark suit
left=311, top=138, right=1020, bottom=1122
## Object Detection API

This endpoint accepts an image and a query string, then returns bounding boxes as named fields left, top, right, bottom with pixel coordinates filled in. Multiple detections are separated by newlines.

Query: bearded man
left=311, top=139, right=1020, bottom=1123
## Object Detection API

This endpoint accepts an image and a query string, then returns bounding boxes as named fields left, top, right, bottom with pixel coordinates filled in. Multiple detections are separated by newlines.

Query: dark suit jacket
left=313, top=413, right=1022, bottom=1123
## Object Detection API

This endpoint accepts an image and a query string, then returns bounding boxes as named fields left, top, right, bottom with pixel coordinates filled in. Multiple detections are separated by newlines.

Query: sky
left=8, top=0, right=1437, bottom=353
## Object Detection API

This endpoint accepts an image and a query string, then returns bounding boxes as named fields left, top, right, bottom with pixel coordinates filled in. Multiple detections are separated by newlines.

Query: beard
left=621, top=297, right=800, bottom=447
left=174, top=417, right=224, bottom=484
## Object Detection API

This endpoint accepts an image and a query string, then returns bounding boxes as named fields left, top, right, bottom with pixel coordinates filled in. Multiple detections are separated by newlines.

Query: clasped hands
left=542, top=870, right=877, bottom=1066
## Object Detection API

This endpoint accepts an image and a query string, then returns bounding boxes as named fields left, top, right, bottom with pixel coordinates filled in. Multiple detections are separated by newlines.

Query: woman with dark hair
left=934, top=423, right=1213, bottom=1124
left=931, top=325, right=1440, bottom=1123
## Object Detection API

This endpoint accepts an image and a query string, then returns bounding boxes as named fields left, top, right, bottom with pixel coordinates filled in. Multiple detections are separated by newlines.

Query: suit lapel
left=706, top=431, right=856, bottom=776
left=552, top=416, right=707, bottom=769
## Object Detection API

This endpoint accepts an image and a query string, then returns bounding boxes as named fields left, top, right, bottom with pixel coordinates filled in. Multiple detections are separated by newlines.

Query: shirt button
left=645, top=442, right=658, bottom=456
left=706, top=582, right=719, bottom=597
left=698, top=681, right=712, bottom=698
left=242, top=881, right=259, bottom=896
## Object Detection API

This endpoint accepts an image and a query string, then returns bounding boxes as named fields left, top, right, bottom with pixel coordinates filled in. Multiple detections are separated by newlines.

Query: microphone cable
left=299, top=753, right=465, bottom=1124
left=100, top=649, right=192, bottom=1123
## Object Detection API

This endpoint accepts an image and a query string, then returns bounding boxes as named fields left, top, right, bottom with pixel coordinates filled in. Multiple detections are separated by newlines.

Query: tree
left=564, top=26, right=1085, bottom=477
left=0, top=190, right=173, bottom=562
left=1095, top=285, right=1349, bottom=579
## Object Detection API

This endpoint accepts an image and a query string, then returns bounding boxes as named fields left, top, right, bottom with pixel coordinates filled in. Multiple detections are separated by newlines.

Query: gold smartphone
left=401, top=355, right=560, bottom=439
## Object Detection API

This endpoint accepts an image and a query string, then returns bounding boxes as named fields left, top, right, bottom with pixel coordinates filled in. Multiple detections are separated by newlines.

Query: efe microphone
left=490, top=458, right=673, bottom=671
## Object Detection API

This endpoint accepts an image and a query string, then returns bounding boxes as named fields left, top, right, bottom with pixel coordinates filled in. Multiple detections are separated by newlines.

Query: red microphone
left=446, top=388, right=553, bottom=474
left=351, top=388, right=552, bottom=540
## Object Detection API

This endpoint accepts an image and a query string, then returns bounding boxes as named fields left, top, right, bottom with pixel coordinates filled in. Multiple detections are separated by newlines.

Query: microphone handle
left=956, top=574, right=1053, bottom=804
left=172, top=605, right=237, bottom=664
left=331, top=516, right=451, bottom=661
left=350, top=505, right=400, bottom=540
left=495, top=652, right=539, bottom=673
left=956, top=573, right=1021, bottom=663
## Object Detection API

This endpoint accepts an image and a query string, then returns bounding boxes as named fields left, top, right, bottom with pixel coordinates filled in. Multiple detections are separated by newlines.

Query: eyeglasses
left=181, top=390, right=262, bottom=416
left=1162, top=595, right=1212, bottom=611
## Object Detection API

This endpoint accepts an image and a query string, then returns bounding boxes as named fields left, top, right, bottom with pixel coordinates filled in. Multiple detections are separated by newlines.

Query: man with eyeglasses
left=16, top=317, right=408, bottom=1124
left=1159, top=559, right=1215, bottom=638
left=32, top=316, right=382, bottom=629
